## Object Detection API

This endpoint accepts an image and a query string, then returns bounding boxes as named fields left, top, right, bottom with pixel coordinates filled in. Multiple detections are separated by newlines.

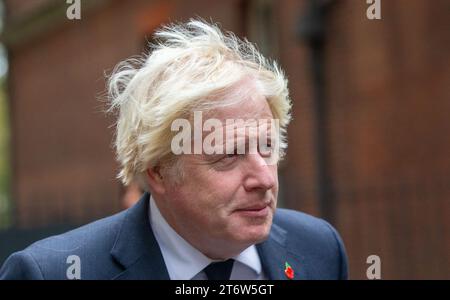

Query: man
left=0, top=20, right=347, bottom=280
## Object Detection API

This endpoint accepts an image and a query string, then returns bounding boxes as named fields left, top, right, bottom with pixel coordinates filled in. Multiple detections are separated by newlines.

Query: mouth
left=234, top=204, right=270, bottom=218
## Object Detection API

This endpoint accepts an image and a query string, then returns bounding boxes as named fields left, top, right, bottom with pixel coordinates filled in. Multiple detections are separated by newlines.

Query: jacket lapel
left=256, top=223, right=309, bottom=280
left=110, top=192, right=170, bottom=280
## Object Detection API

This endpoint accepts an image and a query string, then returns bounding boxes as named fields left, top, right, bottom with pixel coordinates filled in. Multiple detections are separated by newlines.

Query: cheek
left=178, top=177, right=241, bottom=225
left=168, top=176, right=225, bottom=215
left=207, top=176, right=246, bottom=213
left=192, top=168, right=242, bottom=199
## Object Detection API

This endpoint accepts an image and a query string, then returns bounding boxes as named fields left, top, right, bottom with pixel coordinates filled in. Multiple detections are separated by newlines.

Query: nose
left=243, top=153, right=277, bottom=192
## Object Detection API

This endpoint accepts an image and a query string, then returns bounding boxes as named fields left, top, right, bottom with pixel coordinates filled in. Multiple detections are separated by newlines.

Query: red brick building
left=2, top=0, right=449, bottom=279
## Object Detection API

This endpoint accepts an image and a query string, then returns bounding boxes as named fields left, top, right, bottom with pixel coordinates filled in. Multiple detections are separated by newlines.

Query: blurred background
left=0, top=0, right=448, bottom=279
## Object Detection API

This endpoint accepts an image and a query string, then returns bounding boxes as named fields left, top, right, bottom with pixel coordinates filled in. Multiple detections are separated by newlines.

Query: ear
left=145, top=166, right=166, bottom=195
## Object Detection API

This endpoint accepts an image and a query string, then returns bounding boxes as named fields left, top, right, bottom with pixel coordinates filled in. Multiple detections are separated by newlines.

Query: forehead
left=208, top=91, right=273, bottom=121
left=201, top=82, right=276, bottom=142
left=224, top=99, right=271, bottom=121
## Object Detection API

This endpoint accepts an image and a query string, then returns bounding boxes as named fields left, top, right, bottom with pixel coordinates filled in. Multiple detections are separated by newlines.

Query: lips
left=235, top=204, right=270, bottom=217
left=240, top=204, right=268, bottom=211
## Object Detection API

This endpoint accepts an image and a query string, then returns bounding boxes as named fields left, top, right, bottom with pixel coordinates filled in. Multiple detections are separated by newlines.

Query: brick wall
left=3, top=0, right=449, bottom=278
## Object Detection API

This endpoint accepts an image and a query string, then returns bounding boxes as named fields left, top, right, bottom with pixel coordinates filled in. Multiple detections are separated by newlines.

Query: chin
left=234, top=224, right=271, bottom=245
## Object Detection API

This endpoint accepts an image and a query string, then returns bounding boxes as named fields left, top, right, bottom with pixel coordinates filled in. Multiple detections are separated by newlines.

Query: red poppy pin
left=284, top=262, right=294, bottom=279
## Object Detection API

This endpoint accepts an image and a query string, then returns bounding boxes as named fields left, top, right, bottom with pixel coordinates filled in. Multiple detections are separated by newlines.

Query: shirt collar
left=234, top=243, right=262, bottom=275
left=149, top=195, right=262, bottom=279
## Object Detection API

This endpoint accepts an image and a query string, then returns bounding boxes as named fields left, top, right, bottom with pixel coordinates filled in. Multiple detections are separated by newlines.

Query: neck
left=196, top=240, right=249, bottom=261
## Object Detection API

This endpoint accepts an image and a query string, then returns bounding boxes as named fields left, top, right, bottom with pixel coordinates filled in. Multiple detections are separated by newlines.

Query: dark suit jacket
left=0, top=193, right=348, bottom=280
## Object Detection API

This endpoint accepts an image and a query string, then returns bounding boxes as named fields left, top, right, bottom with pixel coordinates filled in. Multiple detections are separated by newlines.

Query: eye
left=221, top=153, right=238, bottom=162
left=223, top=147, right=239, bottom=157
left=218, top=149, right=241, bottom=163
left=258, top=141, right=273, bottom=157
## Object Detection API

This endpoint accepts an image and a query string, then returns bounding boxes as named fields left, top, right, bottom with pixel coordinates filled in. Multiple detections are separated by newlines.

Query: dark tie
left=203, top=259, right=235, bottom=280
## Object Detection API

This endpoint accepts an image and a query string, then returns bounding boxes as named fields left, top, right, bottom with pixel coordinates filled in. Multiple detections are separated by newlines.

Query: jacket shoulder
left=0, top=209, right=128, bottom=280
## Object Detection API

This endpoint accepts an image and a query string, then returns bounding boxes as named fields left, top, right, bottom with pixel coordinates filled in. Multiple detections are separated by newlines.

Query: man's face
left=158, top=89, right=279, bottom=258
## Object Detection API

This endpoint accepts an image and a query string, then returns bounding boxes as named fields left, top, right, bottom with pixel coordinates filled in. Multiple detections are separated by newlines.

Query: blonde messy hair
left=107, top=19, right=292, bottom=188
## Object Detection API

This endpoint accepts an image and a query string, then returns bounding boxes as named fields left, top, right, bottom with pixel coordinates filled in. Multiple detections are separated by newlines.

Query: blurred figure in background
left=122, top=182, right=143, bottom=209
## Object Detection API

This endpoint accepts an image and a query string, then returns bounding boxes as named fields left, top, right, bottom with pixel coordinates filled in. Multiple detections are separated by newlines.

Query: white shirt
left=149, top=196, right=266, bottom=280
